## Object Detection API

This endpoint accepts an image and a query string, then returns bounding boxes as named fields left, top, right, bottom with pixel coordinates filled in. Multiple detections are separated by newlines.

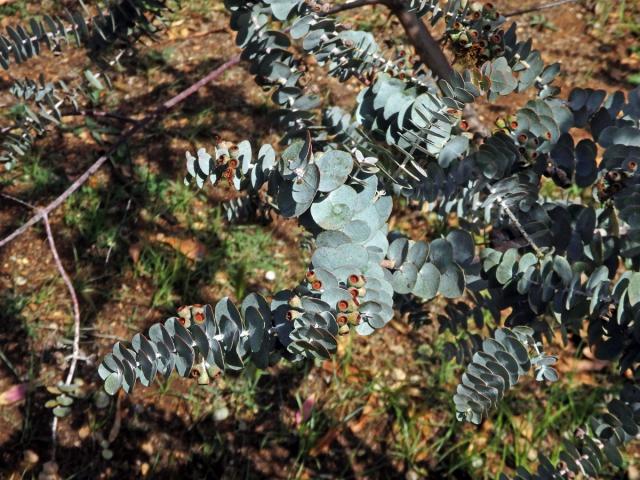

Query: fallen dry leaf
left=153, top=233, right=207, bottom=261
left=129, top=242, right=142, bottom=264
left=309, top=427, right=340, bottom=457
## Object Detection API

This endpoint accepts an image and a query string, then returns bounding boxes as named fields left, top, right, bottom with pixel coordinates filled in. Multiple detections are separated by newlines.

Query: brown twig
left=389, top=1, right=453, bottom=80
left=326, top=0, right=453, bottom=80
left=2, top=193, right=81, bottom=382
left=2, top=193, right=82, bottom=457
left=42, top=212, right=81, bottom=386
left=0, top=54, right=241, bottom=249
left=504, top=0, right=578, bottom=18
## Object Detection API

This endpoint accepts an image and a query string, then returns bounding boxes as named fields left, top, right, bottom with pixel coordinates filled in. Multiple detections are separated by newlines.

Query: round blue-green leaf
left=245, top=306, right=265, bottom=353
left=237, top=140, right=252, bottom=175
left=446, top=230, right=475, bottom=265
left=104, top=372, right=122, bottom=395
left=392, top=262, right=418, bottom=294
left=341, top=220, right=371, bottom=243
left=258, top=144, right=275, bottom=172
left=628, top=272, right=640, bottom=306
left=268, top=0, right=298, bottom=20
left=315, top=150, right=353, bottom=192
left=387, top=237, right=409, bottom=266
left=429, top=238, right=454, bottom=270
left=438, top=264, right=465, bottom=298
left=316, top=231, right=351, bottom=248
left=412, top=262, right=440, bottom=300
left=310, top=185, right=357, bottom=230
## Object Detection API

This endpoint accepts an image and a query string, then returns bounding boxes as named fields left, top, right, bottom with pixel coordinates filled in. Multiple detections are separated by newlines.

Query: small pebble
left=214, top=406, right=230, bottom=421
left=265, top=270, right=276, bottom=282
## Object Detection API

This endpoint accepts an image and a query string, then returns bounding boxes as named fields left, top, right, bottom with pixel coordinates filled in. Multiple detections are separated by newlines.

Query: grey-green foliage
left=0, top=0, right=168, bottom=70
left=502, top=383, right=640, bottom=479
left=0, top=0, right=170, bottom=169
left=454, top=326, right=558, bottom=424
left=26, top=0, right=633, bottom=475
left=100, top=138, right=475, bottom=392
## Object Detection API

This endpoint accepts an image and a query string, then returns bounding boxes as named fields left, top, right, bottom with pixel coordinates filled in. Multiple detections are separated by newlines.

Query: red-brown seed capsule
left=517, top=133, right=528, bottom=144
left=460, top=120, right=469, bottom=131
left=347, top=312, right=361, bottom=325
left=337, top=300, right=350, bottom=312
left=311, top=280, right=323, bottom=291
left=509, top=120, right=518, bottom=130
left=194, top=312, right=205, bottom=323
left=228, top=158, right=239, bottom=169
left=607, top=170, right=622, bottom=182
left=628, top=161, right=637, bottom=171
left=337, top=313, right=349, bottom=326
left=349, top=287, right=359, bottom=299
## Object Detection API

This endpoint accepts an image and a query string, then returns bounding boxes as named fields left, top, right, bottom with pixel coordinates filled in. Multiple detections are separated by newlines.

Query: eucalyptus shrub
left=2, top=0, right=639, bottom=477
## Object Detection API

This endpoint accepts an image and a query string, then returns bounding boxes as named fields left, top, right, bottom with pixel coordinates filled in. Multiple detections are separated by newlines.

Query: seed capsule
left=346, top=311, right=361, bottom=325
left=286, top=310, right=302, bottom=321
left=347, top=274, right=365, bottom=288
left=288, top=296, right=302, bottom=309
left=338, top=324, right=350, bottom=335
left=311, top=280, right=323, bottom=291
left=337, top=313, right=349, bottom=326
left=606, top=170, right=622, bottom=182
